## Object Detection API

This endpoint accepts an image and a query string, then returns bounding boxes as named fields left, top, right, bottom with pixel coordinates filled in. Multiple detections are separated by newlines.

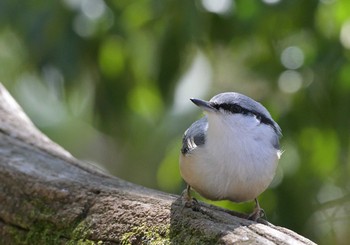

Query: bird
left=179, top=92, right=282, bottom=220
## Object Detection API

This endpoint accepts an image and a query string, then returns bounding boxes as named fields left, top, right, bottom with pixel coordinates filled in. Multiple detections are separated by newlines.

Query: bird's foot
left=248, top=207, right=265, bottom=221
left=248, top=198, right=266, bottom=221
left=185, top=197, right=200, bottom=211
left=181, top=185, right=201, bottom=211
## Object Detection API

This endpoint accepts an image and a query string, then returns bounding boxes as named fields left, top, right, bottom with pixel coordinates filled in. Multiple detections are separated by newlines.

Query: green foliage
left=1, top=0, right=350, bottom=244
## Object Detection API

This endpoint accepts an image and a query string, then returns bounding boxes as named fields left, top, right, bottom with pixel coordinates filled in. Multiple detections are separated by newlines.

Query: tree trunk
left=0, top=83, right=315, bottom=244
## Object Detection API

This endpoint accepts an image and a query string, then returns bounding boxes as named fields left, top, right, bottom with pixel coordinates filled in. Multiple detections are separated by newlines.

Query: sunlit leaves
left=157, top=141, right=182, bottom=192
left=121, top=1, right=152, bottom=30
left=98, top=36, right=125, bottom=78
left=128, top=85, right=163, bottom=121
left=315, top=0, right=350, bottom=40
left=299, top=128, right=339, bottom=178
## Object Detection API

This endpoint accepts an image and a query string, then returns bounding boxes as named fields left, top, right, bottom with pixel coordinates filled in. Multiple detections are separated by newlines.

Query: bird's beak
left=190, top=98, right=216, bottom=112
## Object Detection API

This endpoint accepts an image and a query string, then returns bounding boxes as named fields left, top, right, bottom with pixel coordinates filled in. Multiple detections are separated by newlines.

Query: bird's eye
left=217, top=103, right=249, bottom=115
left=234, top=105, right=242, bottom=113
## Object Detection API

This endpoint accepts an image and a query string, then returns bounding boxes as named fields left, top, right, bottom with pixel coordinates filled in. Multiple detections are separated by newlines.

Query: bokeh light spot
left=173, top=50, right=212, bottom=114
left=278, top=70, right=303, bottom=93
left=261, top=0, right=281, bottom=5
left=73, top=14, right=95, bottom=37
left=340, top=20, right=350, bottom=49
left=128, top=86, right=163, bottom=121
left=98, top=36, right=125, bottom=78
left=317, top=183, right=344, bottom=204
left=280, top=46, right=304, bottom=69
left=201, top=0, right=233, bottom=15
left=81, top=0, right=106, bottom=20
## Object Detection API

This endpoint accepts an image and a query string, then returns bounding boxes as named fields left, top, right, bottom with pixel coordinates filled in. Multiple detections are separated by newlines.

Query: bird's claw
left=184, top=197, right=201, bottom=211
left=248, top=207, right=265, bottom=221
left=181, top=185, right=201, bottom=211
left=248, top=198, right=266, bottom=221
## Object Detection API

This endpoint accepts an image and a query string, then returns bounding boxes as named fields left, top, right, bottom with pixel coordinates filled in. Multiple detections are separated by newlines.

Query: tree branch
left=0, top=83, right=315, bottom=244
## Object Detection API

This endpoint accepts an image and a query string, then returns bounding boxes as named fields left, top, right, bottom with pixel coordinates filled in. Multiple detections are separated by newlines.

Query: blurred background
left=0, top=0, right=349, bottom=244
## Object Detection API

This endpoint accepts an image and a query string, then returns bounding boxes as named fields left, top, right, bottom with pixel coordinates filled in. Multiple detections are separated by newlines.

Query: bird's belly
left=179, top=146, right=279, bottom=203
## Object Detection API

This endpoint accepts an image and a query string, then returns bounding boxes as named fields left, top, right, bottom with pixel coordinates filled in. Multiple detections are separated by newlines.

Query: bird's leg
left=181, top=184, right=191, bottom=202
left=181, top=185, right=200, bottom=211
left=248, top=198, right=265, bottom=221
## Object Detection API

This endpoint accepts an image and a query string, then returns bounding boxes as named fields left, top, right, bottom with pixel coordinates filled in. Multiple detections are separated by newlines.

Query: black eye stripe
left=211, top=102, right=278, bottom=133
left=223, top=103, right=248, bottom=114
left=211, top=102, right=252, bottom=115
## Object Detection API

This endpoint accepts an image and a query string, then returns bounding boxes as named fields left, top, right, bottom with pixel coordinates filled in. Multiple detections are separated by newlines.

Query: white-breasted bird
left=179, top=92, right=282, bottom=220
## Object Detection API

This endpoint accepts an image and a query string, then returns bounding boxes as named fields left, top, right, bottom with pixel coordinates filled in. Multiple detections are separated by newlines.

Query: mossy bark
left=0, top=83, right=315, bottom=245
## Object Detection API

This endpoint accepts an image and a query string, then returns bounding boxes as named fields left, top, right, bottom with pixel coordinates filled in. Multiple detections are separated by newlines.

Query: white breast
left=180, top=113, right=280, bottom=203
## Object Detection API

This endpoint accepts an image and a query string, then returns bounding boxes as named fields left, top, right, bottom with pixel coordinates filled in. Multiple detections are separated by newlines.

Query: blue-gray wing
left=181, top=117, right=207, bottom=155
left=271, top=133, right=280, bottom=150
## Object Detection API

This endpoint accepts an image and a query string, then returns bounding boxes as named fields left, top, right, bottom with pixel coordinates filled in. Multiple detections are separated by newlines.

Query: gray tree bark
left=0, top=83, right=315, bottom=244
